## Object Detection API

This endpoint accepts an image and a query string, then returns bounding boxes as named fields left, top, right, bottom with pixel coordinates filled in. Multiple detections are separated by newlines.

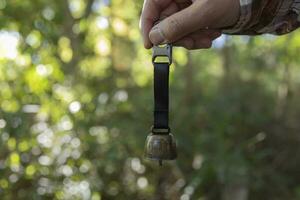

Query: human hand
left=140, top=0, right=240, bottom=49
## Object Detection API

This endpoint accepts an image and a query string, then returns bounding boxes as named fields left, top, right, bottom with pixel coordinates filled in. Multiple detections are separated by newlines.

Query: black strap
left=153, top=62, right=170, bottom=131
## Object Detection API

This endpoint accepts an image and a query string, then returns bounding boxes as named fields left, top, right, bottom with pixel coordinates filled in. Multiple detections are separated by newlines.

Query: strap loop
left=152, top=45, right=172, bottom=131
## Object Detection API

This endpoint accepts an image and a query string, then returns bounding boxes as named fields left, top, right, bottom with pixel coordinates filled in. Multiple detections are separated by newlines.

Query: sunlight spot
left=61, top=134, right=72, bottom=144
left=192, top=154, right=203, bottom=170
left=68, top=0, right=85, bottom=18
left=26, top=30, right=41, bottom=48
left=52, top=146, right=61, bottom=156
left=0, top=119, right=6, bottom=128
left=60, top=165, right=73, bottom=176
left=42, top=7, right=55, bottom=20
left=31, top=122, right=48, bottom=133
left=113, top=90, right=128, bottom=102
left=0, top=31, right=20, bottom=59
left=71, top=149, right=81, bottom=159
left=96, top=17, right=109, bottom=29
left=175, top=178, right=186, bottom=189
left=112, top=18, right=128, bottom=36
left=131, top=158, right=145, bottom=173
left=137, top=177, right=148, bottom=189
left=184, top=186, right=195, bottom=195
left=98, top=93, right=109, bottom=104
left=39, top=177, right=50, bottom=187
left=9, top=174, right=18, bottom=183
left=89, top=126, right=107, bottom=137
left=37, top=187, right=46, bottom=195
left=16, top=54, right=31, bottom=67
left=57, top=149, right=71, bottom=165
left=95, top=37, right=111, bottom=56
left=10, top=152, right=20, bottom=166
left=36, top=64, right=53, bottom=77
left=37, top=129, right=54, bottom=148
left=38, top=155, right=52, bottom=166
left=256, top=132, right=266, bottom=142
left=22, top=104, right=40, bottom=113
left=71, top=137, right=81, bottom=148
left=1, top=132, right=9, bottom=141
left=58, top=37, right=73, bottom=63
left=63, top=179, right=91, bottom=199
left=53, top=84, right=74, bottom=103
left=69, top=101, right=81, bottom=113
left=58, top=116, right=73, bottom=131
left=26, top=165, right=36, bottom=176
left=97, top=128, right=109, bottom=144
left=180, top=194, right=190, bottom=200
left=80, top=181, right=89, bottom=190
left=79, top=162, right=90, bottom=173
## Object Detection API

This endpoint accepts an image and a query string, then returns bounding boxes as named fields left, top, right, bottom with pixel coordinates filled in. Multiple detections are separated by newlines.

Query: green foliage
left=0, top=0, right=300, bottom=199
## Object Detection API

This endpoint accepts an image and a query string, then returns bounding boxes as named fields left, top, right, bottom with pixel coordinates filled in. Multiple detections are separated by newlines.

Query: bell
left=144, top=132, right=177, bottom=166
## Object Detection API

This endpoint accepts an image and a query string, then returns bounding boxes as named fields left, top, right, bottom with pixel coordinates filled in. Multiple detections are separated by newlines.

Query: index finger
left=140, top=0, right=172, bottom=49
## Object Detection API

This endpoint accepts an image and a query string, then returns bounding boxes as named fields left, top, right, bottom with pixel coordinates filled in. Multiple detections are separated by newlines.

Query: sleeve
left=222, top=0, right=300, bottom=35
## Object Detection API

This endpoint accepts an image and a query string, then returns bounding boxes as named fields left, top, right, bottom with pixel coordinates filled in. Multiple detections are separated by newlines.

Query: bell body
left=144, top=132, right=177, bottom=161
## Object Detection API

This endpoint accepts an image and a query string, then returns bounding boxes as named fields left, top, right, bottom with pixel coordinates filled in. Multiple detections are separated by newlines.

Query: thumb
left=149, top=0, right=239, bottom=45
left=149, top=1, right=210, bottom=45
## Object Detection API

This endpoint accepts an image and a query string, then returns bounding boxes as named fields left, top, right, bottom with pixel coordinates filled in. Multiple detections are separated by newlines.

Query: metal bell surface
left=144, top=132, right=177, bottom=163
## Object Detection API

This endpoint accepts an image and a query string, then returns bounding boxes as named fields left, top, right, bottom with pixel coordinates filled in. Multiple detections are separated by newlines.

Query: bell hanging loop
left=144, top=44, right=177, bottom=166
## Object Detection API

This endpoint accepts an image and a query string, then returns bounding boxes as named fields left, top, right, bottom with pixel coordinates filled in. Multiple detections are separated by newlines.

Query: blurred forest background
left=1, top=0, right=300, bottom=200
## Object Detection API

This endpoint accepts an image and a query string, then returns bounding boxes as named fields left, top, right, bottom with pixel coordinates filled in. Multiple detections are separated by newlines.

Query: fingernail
left=149, top=27, right=166, bottom=45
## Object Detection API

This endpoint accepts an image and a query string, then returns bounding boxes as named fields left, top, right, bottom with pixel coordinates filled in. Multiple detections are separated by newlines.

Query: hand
left=140, top=0, right=240, bottom=49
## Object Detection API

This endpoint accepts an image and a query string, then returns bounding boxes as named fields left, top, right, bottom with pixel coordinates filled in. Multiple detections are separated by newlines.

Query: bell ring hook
left=144, top=42, right=177, bottom=166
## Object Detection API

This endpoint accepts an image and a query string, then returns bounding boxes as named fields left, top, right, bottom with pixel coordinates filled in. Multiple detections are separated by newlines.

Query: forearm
left=223, top=0, right=300, bottom=35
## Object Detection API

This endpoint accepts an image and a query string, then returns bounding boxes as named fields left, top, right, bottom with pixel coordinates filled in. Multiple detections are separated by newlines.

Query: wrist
left=222, top=0, right=252, bottom=33
left=226, top=0, right=240, bottom=26
left=209, top=0, right=240, bottom=28
left=219, top=0, right=241, bottom=27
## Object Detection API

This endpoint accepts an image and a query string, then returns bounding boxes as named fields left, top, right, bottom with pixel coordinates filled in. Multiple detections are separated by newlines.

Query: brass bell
left=144, top=130, right=177, bottom=166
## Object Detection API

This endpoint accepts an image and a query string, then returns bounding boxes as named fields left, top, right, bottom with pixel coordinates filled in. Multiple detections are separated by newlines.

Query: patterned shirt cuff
left=292, top=0, right=300, bottom=20
left=223, top=0, right=253, bottom=34
left=258, top=0, right=294, bottom=33
left=223, top=0, right=300, bottom=35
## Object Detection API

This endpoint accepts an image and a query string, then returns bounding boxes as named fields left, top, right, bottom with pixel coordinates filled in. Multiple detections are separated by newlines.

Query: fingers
left=173, top=0, right=191, bottom=10
left=140, top=0, right=172, bottom=49
left=148, top=1, right=214, bottom=45
left=141, top=0, right=238, bottom=49
left=159, top=2, right=179, bottom=20
left=173, top=38, right=211, bottom=50
left=173, top=29, right=221, bottom=50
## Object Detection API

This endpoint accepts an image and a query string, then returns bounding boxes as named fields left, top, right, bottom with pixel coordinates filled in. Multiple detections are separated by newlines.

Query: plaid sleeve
left=223, top=0, right=300, bottom=35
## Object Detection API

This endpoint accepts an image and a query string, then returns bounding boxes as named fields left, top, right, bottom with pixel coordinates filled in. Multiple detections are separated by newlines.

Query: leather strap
left=153, top=62, right=170, bottom=131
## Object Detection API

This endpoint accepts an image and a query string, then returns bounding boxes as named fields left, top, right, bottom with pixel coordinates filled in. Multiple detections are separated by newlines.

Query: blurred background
left=1, top=0, right=300, bottom=200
